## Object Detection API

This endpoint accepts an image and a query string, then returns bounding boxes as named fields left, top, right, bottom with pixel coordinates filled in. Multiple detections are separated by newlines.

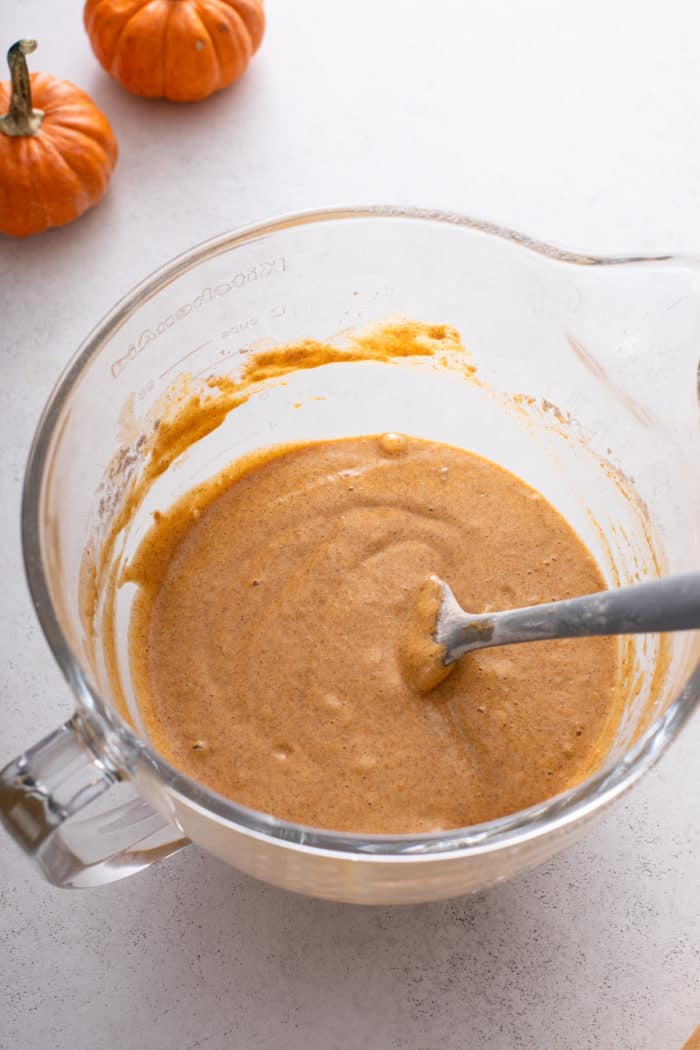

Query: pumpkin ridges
left=170, top=1, right=224, bottom=101
left=0, top=166, right=12, bottom=233
left=28, top=73, right=119, bottom=168
left=33, top=133, right=93, bottom=226
left=162, top=1, right=219, bottom=103
left=111, top=0, right=172, bottom=98
left=44, top=113, right=118, bottom=166
left=87, top=0, right=149, bottom=25
left=30, top=75, right=117, bottom=148
left=31, top=74, right=108, bottom=117
left=106, top=0, right=165, bottom=84
left=46, top=120, right=118, bottom=169
left=19, top=137, right=76, bottom=233
left=160, top=0, right=179, bottom=97
left=199, top=13, right=223, bottom=90
left=186, top=1, right=223, bottom=88
left=3, top=137, right=49, bottom=236
left=192, top=7, right=224, bottom=92
left=30, top=71, right=87, bottom=106
left=194, top=0, right=252, bottom=88
left=43, top=123, right=116, bottom=200
left=223, top=0, right=265, bottom=53
left=84, top=0, right=151, bottom=64
left=85, top=1, right=134, bottom=73
left=25, top=139, right=52, bottom=236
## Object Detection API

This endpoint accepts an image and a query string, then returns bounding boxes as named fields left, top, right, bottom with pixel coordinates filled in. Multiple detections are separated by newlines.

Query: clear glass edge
left=19, top=205, right=700, bottom=861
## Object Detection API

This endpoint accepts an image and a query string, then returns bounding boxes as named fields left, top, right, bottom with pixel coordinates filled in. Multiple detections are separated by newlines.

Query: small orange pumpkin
left=84, top=0, right=266, bottom=103
left=0, top=39, right=118, bottom=238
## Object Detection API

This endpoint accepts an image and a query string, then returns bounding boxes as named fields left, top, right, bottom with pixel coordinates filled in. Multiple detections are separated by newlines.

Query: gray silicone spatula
left=433, top=571, right=700, bottom=668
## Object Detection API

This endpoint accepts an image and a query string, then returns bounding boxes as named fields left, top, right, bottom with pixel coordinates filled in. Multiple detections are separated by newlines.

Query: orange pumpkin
left=0, top=39, right=118, bottom=238
left=84, top=0, right=266, bottom=102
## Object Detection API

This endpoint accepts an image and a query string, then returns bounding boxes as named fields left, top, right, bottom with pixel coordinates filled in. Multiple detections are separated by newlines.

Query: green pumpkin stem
left=0, top=39, right=45, bottom=138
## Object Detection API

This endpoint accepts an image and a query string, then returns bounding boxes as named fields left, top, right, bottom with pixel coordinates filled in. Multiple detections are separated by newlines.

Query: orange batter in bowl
left=126, top=433, right=620, bottom=834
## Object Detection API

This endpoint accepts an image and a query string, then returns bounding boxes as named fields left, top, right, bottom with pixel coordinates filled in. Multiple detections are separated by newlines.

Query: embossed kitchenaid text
left=111, top=257, right=287, bottom=378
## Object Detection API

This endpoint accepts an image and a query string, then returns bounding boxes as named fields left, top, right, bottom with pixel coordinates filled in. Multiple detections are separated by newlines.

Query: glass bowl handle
left=0, top=715, right=188, bottom=888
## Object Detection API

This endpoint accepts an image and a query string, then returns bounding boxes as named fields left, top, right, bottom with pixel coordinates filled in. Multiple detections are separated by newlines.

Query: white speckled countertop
left=1, top=2, right=698, bottom=1047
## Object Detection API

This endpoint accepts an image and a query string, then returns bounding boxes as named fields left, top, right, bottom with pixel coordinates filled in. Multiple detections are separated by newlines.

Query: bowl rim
left=20, top=204, right=700, bottom=860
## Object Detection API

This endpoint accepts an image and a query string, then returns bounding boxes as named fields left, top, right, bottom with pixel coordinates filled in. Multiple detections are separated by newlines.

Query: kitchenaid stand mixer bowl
left=2, top=208, right=699, bottom=903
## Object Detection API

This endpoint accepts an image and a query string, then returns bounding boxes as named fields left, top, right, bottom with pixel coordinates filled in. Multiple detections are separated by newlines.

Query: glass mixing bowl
left=2, top=207, right=699, bottom=903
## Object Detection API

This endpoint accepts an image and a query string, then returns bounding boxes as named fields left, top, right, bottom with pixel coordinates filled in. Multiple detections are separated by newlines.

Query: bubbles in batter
left=378, top=432, right=407, bottom=455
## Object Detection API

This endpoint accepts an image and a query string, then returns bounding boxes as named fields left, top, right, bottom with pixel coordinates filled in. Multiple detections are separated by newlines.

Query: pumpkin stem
left=0, top=39, right=45, bottom=138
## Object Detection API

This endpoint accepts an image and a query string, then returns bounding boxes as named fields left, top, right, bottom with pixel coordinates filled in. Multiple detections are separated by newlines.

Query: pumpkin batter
left=127, top=433, right=620, bottom=834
